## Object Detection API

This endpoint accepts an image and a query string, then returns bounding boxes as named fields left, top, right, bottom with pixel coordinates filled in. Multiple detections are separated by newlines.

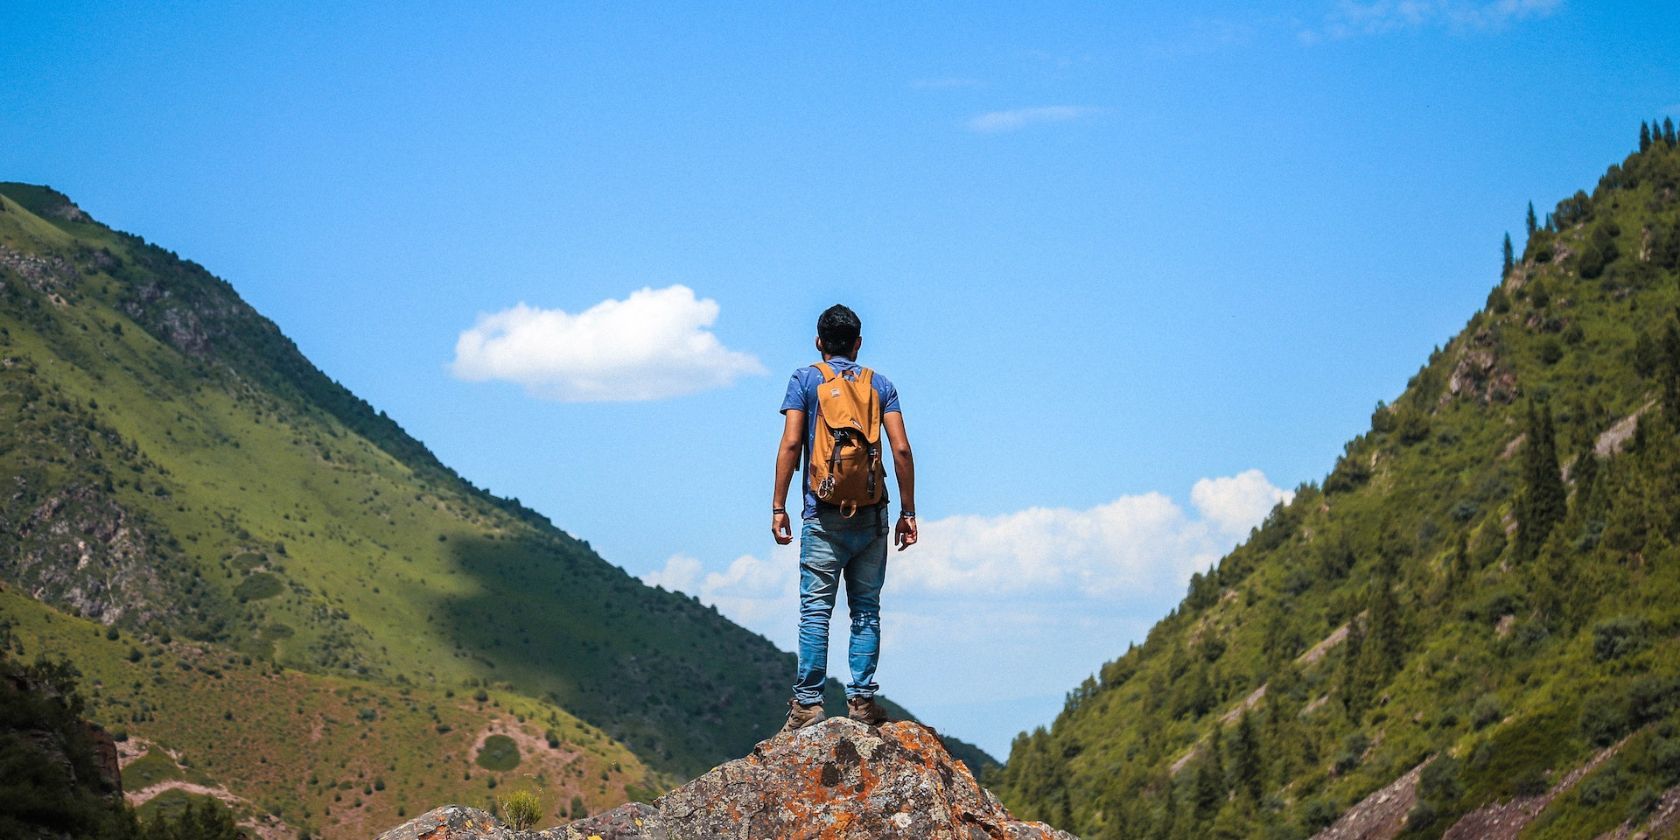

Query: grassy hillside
left=1, top=587, right=648, bottom=838
left=0, top=178, right=997, bottom=817
left=994, top=125, right=1680, bottom=839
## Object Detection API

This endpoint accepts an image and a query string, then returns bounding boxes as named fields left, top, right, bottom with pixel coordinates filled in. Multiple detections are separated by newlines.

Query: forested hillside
left=995, top=121, right=1680, bottom=840
left=0, top=180, right=990, bottom=837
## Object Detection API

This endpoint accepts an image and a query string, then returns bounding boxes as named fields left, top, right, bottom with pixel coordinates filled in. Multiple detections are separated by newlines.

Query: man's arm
left=883, top=412, right=917, bottom=551
left=771, top=409, right=804, bottom=545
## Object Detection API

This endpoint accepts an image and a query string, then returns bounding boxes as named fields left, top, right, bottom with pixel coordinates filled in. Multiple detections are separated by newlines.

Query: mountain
left=993, top=125, right=1680, bottom=839
left=0, top=182, right=995, bottom=837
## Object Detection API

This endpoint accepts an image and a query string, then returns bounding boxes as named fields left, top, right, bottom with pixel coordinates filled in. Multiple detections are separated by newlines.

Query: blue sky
left=4, top=0, right=1677, bottom=759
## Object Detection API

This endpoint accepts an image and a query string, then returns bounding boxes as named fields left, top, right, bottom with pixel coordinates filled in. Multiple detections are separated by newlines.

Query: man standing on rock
left=772, top=304, right=917, bottom=733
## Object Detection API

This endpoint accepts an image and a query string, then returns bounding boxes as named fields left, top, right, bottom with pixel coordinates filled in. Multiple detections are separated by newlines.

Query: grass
left=0, top=587, right=653, bottom=839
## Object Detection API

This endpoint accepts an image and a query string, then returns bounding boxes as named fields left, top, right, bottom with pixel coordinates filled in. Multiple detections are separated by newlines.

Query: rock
left=376, top=719, right=1077, bottom=840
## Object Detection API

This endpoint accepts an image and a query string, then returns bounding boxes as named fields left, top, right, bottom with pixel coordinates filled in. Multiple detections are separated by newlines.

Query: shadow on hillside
left=432, top=532, right=794, bottom=777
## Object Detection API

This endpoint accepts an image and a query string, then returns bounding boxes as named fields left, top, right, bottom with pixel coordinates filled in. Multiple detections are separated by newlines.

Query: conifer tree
left=1526, top=202, right=1538, bottom=237
left=1663, top=317, right=1680, bottom=424
left=1642, top=121, right=1653, bottom=152
left=1192, top=728, right=1226, bottom=820
left=1503, top=232, right=1514, bottom=275
left=1339, top=615, right=1367, bottom=716
left=1516, top=400, right=1567, bottom=564
left=1231, top=710, right=1263, bottom=802
left=1666, top=117, right=1677, bottom=146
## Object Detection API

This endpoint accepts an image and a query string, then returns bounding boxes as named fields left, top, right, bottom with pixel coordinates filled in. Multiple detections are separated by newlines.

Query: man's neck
left=821, top=353, right=857, bottom=363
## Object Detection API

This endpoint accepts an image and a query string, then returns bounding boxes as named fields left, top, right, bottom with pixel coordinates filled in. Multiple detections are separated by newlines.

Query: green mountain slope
left=0, top=180, right=996, bottom=806
left=1, top=586, right=648, bottom=838
left=994, top=126, right=1680, bottom=839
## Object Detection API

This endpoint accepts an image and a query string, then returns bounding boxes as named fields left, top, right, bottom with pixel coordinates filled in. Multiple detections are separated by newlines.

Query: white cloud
left=449, top=285, right=765, bottom=402
left=643, top=548, right=799, bottom=636
left=640, top=470, right=1295, bottom=755
left=1300, top=0, right=1561, bottom=42
left=1191, top=468, right=1295, bottom=538
left=966, top=106, right=1099, bottom=134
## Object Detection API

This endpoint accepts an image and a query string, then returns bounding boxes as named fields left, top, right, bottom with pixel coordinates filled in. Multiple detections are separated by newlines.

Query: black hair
left=817, top=304, right=862, bottom=357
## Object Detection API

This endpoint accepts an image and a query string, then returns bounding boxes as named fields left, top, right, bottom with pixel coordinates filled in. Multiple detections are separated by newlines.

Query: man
left=773, top=304, right=917, bottom=733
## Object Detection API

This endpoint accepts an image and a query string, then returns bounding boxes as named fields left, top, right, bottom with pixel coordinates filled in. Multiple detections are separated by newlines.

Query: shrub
left=498, top=789, right=541, bottom=831
left=1419, top=756, right=1463, bottom=804
left=1581, top=696, right=1630, bottom=747
left=1628, top=676, right=1680, bottom=728
left=1538, top=339, right=1564, bottom=366
left=1334, top=733, right=1370, bottom=775
left=1405, top=799, right=1438, bottom=830
left=1628, top=787, right=1661, bottom=823
left=1301, top=798, right=1339, bottom=832
left=1593, top=616, right=1650, bottom=662
left=1577, top=766, right=1620, bottom=806
left=1513, top=770, right=1549, bottom=797
left=1471, top=694, right=1503, bottom=730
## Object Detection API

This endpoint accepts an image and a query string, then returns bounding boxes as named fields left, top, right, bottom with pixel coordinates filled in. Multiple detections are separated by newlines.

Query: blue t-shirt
left=779, top=357, right=901, bottom=520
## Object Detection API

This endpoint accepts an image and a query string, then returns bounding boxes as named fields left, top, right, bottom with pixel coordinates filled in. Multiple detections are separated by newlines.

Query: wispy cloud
left=966, top=105, right=1099, bottom=134
left=1300, top=0, right=1562, bottom=43
left=911, top=77, right=983, bottom=90
left=449, top=285, right=765, bottom=402
left=639, top=470, right=1294, bottom=754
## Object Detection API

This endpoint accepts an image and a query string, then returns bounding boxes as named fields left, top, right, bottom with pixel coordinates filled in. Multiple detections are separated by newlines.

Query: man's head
left=816, top=304, right=862, bottom=359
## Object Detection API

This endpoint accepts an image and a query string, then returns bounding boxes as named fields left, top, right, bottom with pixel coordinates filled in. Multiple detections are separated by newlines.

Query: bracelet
left=772, top=507, right=787, bottom=515
left=899, top=510, right=915, bottom=519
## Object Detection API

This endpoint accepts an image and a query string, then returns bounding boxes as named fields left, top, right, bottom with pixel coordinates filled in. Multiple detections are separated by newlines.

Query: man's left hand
left=894, top=515, right=917, bottom=552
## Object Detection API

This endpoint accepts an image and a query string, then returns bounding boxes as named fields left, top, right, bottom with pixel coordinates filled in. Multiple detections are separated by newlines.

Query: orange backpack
left=808, top=362, right=887, bottom=516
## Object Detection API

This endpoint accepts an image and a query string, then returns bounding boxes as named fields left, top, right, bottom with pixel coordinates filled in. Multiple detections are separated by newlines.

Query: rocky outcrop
left=375, top=719, right=1076, bottom=840
left=1310, top=757, right=1430, bottom=840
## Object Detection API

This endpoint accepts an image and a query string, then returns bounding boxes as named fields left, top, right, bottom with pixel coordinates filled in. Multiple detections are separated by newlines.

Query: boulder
left=375, top=719, right=1076, bottom=840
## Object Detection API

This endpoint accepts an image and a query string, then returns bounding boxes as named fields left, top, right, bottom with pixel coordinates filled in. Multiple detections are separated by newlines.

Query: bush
left=1334, top=733, right=1370, bottom=775
left=1628, top=676, right=1680, bottom=728
left=1513, top=770, right=1549, bottom=797
left=1301, top=799, right=1339, bottom=832
left=1419, top=756, right=1463, bottom=804
left=1538, top=339, right=1564, bottom=366
left=1593, top=616, right=1650, bottom=662
left=1405, top=799, right=1438, bottom=830
left=1471, top=695, right=1503, bottom=730
left=1581, top=697, right=1630, bottom=747
left=498, top=789, right=541, bottom=831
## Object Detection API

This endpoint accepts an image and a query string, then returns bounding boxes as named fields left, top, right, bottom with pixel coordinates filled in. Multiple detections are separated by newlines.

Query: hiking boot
left=780, top=698, right=825, bottom=734
left=847, top=695, right=890, bottom=726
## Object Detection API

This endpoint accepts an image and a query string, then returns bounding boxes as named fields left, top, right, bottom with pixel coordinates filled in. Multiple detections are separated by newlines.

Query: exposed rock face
left=375, top=719, right=1076, bottom=840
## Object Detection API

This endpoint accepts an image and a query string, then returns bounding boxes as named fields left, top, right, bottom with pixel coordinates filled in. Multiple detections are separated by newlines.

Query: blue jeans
left=793, top=504, right=888, bottom=705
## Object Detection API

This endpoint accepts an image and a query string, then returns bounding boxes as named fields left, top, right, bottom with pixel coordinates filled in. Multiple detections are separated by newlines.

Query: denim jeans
left=793, top=504, right=888, bottom=705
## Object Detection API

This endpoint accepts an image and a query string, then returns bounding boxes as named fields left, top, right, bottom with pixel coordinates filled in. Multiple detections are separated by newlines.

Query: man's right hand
left=772, top=511, right=793, bottom=545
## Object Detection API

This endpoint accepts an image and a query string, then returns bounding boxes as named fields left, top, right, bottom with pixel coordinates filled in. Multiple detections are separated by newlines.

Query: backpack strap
left=855, top=367, right=874, bottom=387
left=814, top=362, right=836, bottom=381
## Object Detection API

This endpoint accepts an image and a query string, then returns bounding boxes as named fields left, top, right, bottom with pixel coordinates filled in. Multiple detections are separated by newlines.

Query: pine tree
left=1516, top=400, right=1567, bottom=564
left=1526, top=202, right=1538, bottom=237
left=1192, top=728, right=1226, bottom=820
left=1642, top=121, right=1653, bottom=152
left=1368, top=544, right=1405, bottom=671
left=1663, top=317, right=1680, bottom=425
left=1503, top=232, right=1514, bottom=275
left=1231, top=710, right=1263, bottom=802
left=1339, top=615, right=1367, bottom=716
left=1665, top=117, right=1677, bottom=146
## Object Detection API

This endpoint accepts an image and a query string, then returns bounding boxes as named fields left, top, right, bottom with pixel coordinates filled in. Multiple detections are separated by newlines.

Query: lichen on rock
left=375, top=719, right=1077, bottom=840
